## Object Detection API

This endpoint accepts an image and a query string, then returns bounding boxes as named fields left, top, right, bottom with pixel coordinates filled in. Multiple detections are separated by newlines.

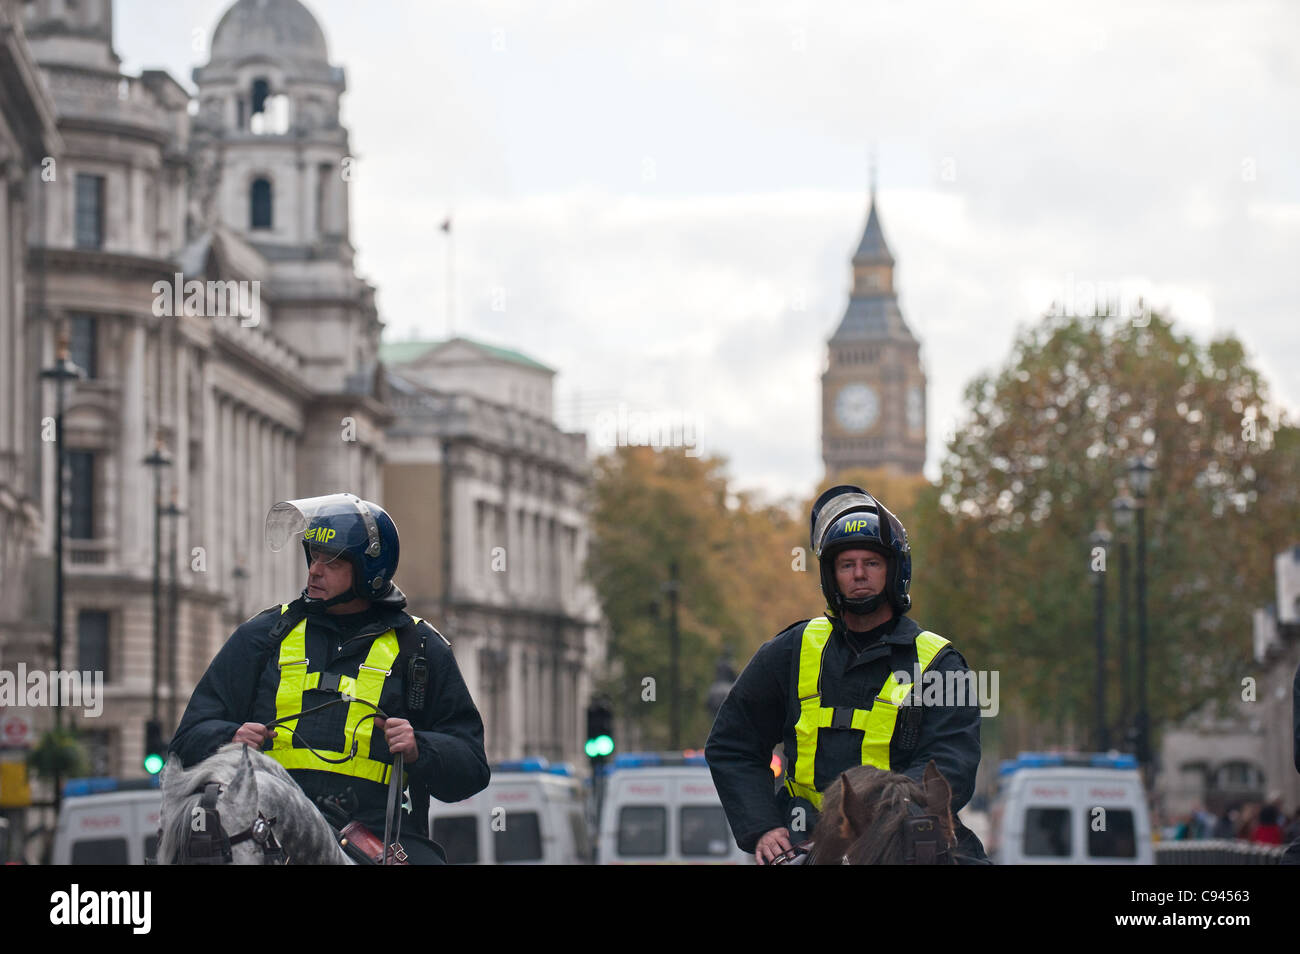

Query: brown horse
left=804, top=761, right=957, bottom=864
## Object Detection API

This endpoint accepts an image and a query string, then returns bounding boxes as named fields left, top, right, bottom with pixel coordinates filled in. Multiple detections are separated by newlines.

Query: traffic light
left=143, top=719, right=165, bottom=775
left=585, top=701, right=614, bottom=759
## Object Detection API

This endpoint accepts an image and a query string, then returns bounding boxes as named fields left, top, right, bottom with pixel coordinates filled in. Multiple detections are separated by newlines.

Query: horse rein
left=264, top=696, right=390, bottom=767
left=265, top=696, right=410, bottom=865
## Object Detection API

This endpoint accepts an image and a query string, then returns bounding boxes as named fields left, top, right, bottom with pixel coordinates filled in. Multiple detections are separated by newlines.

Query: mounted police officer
left=170, top=493, right=489, bottom=864
left=705, top=485, right=989, bottom=864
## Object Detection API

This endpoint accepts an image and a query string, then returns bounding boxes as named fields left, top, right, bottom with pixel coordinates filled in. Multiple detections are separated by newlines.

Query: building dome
left=209, top=0, right=329, bottom=65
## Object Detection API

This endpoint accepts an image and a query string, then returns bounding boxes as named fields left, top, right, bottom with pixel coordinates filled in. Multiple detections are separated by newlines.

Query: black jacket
left=170, top=585, right=490, bottom=835
left=705, top=612, right=988, bottom=862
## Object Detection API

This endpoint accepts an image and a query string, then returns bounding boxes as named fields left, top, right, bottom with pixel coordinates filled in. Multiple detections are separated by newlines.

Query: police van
left=428, top=758, right=591, bottom=864
left=596, top=752, right=749, bottom=865
left=990, top=753, right=1153, bottom=865
left=52, top=778, right=162, bottom=865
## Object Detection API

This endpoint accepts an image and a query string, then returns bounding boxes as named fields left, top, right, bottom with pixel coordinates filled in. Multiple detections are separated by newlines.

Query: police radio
left=406, top=633, right=428, bottom=711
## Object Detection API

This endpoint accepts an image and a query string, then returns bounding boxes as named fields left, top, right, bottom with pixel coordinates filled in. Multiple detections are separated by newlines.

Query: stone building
left=0, top=0, right=61, bottom=763
left=10, top=0, right=386, bottom=785
left=2, top=0, right=605, bottom=800
left=382, top=337, right=606, bottom=765
left=821, top=190, right=927, bottom=479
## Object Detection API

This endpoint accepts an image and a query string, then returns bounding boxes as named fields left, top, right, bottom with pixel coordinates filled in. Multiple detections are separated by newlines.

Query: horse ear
left=922, top=760, right=951, bottom=817
left=838, top=772, right=867, bottom=839
left=227, top=744, right=259, bottom=805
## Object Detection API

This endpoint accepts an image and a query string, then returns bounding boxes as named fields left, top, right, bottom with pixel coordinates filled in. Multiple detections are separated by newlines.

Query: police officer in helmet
left=705, top=485, right=989, bottom=863
left=171, top=493, right=489, bottom=863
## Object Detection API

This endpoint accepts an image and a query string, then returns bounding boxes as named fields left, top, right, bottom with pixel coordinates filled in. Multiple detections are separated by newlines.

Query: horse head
left=808, top=761, right=957, bottom=865
left=157, top=743, right=351, bottom=865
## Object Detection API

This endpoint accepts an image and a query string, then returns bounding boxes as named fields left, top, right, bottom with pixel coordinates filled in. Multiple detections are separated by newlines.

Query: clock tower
left=821, top=190, right=927, bottom=478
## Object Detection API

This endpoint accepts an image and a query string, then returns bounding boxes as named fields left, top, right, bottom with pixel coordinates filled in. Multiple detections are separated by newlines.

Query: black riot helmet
left=265, top=493, right=400, bottom=608
left=810, top=484, right=912, bottom=618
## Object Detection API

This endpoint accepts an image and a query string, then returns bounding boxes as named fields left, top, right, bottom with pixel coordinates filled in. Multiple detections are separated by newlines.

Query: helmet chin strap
left=836, top=591, right=887, bottom=617
left=300, top=587, right=359, bottom=611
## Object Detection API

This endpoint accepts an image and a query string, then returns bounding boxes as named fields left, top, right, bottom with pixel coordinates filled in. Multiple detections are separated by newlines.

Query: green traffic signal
left=584, top=734, right=614, bottom=758
left=144, top=718, right=165, bottom=775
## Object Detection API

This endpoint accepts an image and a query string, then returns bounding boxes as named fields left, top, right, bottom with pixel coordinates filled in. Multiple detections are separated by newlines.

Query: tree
left=587, top=447, right=809, bottom=748
left=908, top=310, right=1299, bottom=745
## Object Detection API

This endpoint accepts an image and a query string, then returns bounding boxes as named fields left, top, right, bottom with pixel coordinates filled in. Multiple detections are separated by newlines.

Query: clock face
left=907, top=385, right=924, bottom=433
left=835, top=384, right=879, bottom=432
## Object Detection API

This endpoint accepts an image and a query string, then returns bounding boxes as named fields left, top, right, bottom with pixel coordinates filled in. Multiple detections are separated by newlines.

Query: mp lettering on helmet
left=304, top=526, right=336, bottom=544
left=843, top=520, right=870, bottom=533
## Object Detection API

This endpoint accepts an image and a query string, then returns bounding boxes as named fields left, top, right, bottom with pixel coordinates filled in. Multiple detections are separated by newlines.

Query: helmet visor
left=811, top=489, right=879, bottom=556
left=265, top=494, right=377, bottom=565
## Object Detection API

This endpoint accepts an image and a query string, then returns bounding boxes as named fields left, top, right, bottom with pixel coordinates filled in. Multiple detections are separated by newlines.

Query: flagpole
left=442, top=214, right=455, bottom=338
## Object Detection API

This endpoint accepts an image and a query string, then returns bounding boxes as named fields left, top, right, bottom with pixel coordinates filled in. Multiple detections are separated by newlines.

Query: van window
left=617, top=806, right=666, bottom=857
left=1088, top=808, right=1137, bottom=858
left=71, top=837, right=129, bottom=864
left=1023, top=808, right=1071, bottom=858
left=494, top=811, right=542, bottom=862
left=433, top=815, right=479, bottom=864
left=680, top=805, right=731, bottom=857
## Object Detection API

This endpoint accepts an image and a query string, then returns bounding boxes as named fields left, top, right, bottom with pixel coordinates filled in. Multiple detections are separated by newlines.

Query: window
left=77, top=610, right=110, bottom=680
left=68, top=314, right=97, bottom=379
left=75, top=174, right=105, bottom=249
left=1023, top=807, right=1072, bottom=858
left=67, top=451, right=95, bottom=539
left=1088, top=808, right=1137, bottom=859
left=493, top=811, right=542, bottom=863
left=680, top=805, right=731, bottom=857
left=71, top=838, right=129, bottom=864
left=250, top=78, right=269, bottom=116
left=616, top=806, right=666, bottom=857
left=250, top=178, right=272, bottom=229
left=432, top=815, right=478, bottom=864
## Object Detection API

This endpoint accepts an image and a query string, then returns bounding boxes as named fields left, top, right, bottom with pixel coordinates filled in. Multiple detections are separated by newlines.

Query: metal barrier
left=1155, top=839, right=1286, bottom=864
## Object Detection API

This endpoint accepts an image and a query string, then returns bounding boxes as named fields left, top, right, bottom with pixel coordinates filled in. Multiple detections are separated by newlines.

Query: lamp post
left=1127, top=454, right=1155, bottom=777
left=663, top=560, right=681, bottom=751
left=160, top=493, right=183, bottom=732
left=1111, top=488, right=1136, bottom=751
left=39, top=329, right=84, bottom=816
left=142, top=436, right=172, bottom=725
left=1089, top=522, right=1111, bottom=751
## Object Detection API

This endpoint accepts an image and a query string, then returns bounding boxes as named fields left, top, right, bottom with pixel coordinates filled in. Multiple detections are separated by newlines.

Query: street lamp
left=39, top=329, right=84, bottom=815
left=662, top=561, right=681, bottom=751
left=1127, top=454, right=1155, bottom=778
left=1111, top=487, right=1136, bottom=750
left=1089, top=522, right=1111, bottom=752
left=142, top=436, right=172, bottom=726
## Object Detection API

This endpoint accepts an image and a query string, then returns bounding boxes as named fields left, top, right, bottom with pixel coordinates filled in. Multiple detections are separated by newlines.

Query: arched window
left=250, top=178, right=272, bottom=229
left=251, top=78, right=269, bottom=117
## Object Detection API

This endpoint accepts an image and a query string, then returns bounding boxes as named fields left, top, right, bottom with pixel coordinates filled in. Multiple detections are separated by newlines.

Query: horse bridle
left=900, top=797, right=951, bottom=864
left=181, top=781, right=287, bottom=865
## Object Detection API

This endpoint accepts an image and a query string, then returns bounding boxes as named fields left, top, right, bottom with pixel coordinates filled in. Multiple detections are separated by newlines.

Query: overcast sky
left=114, top=0, right=1300, bottom=502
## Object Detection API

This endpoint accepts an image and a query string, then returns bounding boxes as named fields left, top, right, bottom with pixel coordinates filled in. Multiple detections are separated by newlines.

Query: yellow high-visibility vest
left=784, top=617, right=950, bottom=810
left=266, top=604, right=421, bottom=785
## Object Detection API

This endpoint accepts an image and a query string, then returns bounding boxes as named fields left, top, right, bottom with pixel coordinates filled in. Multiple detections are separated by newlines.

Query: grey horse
left=157, top=743, right=352, bottom=864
